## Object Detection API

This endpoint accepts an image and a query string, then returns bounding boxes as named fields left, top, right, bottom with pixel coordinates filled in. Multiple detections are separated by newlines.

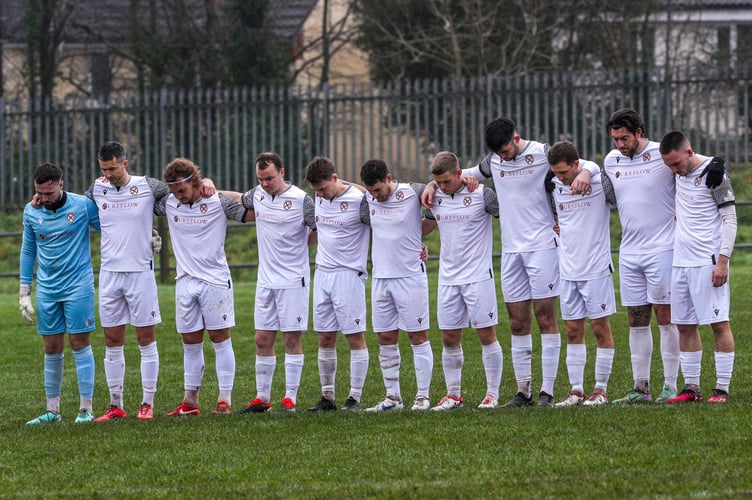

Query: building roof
left=266, top=0, right=318, bottom=38
left=0, top=0, right=317, bottom=45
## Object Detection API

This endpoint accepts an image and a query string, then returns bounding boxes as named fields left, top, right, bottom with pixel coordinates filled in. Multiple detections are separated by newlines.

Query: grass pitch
left=1, top=267, right=751, bottom=498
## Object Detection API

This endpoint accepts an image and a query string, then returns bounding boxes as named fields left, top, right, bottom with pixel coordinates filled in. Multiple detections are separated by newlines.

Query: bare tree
left=23, top=0, right=74, bottom=101
left=352, top=0, right=564, bottom=81
left=287, top=0, right=361, bottom=88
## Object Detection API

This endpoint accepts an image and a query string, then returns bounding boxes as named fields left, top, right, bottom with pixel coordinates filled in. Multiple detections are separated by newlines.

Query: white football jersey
left=242, top=184, right=315, bottom=289
left=603, top=140, right=675, bottom=255
left=673, top=160, right=736, bottom=267
left=314, top=184, right=370, bottom=275
left=429, top=184, right=498, bottom=285
left=88, top=175, right=168, bottom=272
left=553, top=164, right=613, bottom=280
left=162, top=193, right=246, bottom=286
left=365, top=182, right=426, bottom=279
left=478, top=141, right=557, bottom=253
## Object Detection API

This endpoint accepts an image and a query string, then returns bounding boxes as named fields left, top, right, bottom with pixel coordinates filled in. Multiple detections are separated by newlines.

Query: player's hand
left=461, top=176, right=479, bottom=192
left=30, top=193, right=42, bottom=208
left=711, top=259, right=729, bottom=287
left=420, top=244, right=429, bottom=263
left=569, top=168, right=592, bottom=195
left=151, top=229, right=162, bottom=254
left=19, top=284, right=34, bottom=324
left=201, top=178, right=217, bottom=197
left=421, top=182, right=436, bottom=209
left=705, top=157, right=725, bottom=189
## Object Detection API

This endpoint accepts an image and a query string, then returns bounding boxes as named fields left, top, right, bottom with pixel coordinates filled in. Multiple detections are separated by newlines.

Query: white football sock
left=511, top=334, right=533, bottom=397
left=212, top=338, right=235, bottom=404
left=481, top=341, right=502, bottom=398
left=255, top=355, right=276, bottom=402
left=379, top=343, right=401, bottom=401
left=317, top=347, right=337, bottom=400
left=104, top=345, right=125, bottom=408
left=139, top=341, right=159, bottom=406
left=441, top=345, right=464, bottom=397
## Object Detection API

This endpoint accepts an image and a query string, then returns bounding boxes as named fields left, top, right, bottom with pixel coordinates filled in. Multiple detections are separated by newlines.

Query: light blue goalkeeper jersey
left=20, top=192, right=101, bottom=297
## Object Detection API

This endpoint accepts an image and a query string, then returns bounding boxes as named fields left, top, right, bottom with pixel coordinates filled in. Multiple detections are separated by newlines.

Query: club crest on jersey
left=315, top=215, right=319, bottom=222
left=67, top=212, right=76, bottom=223
left=200, top=203, right=208, bottom=213
left=283, top=200, right=292, bottom=210
left=694, top=177, right=702, bottom=186
left=614, top=171, right=621, bottom=178
left=499, top=171, right=505, bottom=178
left=435, top=214, right=441, bottom=221
left=130, top=186, right=139, bottom=195
left=642, top=152, right=651, bottom=162
left=174, top=215, right=179, bottom=222
left=340, top=202, right=348, bottom=212
left=526, top=154, right=534, bottom=165
left=102, top=203, right=108, bottom=210
left=463, top=197, right=472, bottom=206
left=396, top=190, right=404, bottom=201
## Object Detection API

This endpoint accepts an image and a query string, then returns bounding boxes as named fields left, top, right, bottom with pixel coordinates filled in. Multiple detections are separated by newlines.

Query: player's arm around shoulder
left=218, top=189, right=242, bottom=202
left=303, top=193, right=317, bottom=240
left=483, top=186, right=499, bottom=217
left=343, top=180, right=367, bottom=193
left=422, top=213, right=437, bottom=236
left=147, top=176, right=170, bottom=203
left=218, top=192, right=250, bottom=223
left=85, top=196, right=101, bottom=231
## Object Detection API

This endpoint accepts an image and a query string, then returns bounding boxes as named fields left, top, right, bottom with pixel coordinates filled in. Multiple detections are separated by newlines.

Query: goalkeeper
left=20, top=162, right=101, bottom=425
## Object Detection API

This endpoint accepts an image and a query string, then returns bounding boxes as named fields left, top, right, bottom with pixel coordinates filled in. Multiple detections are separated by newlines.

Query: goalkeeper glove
left=19, top=284, right=34, bottom=324
left=704, top=156, right=725, bottom=189
left=152, top=229, right=162, bottom=254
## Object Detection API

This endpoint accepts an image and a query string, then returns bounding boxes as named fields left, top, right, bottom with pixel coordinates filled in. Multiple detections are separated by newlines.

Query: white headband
left=166, top=173, right=193, bottom=185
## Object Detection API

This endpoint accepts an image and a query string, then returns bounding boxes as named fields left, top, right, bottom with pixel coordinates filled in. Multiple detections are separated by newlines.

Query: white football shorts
left=99, top=269, right=161, bottom=328
left=671, top=265, right=730, bottom=325
left=175, top=275, right=235, bottom=333
left=371, top=273, right=430, bottom=333
left=559, top=275, right=616, bottom=321
left=500, top=248, right=560, bottom=303
left=618, top=250, right=673, bottom=306
left=254, top=284, right=310, bottom=332
left=313, top=268, right=367, bottom=334
left=437, top=278, right=498, bottom=330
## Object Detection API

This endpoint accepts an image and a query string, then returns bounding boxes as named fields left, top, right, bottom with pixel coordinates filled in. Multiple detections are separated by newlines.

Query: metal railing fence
left=2, top=65, right=752, bottom=208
